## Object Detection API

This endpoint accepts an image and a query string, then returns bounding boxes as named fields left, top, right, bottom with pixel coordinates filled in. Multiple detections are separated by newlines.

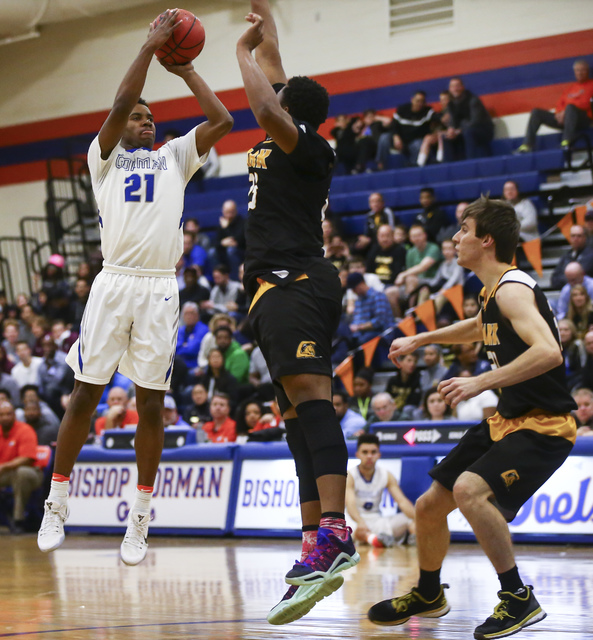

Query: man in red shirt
left=0, top=400, right=43, bottom=531
left=517, top=59, right=593, bottom=152
left=94, top=386, right=139, bottom=437
left=202, top=393, right=236, bottom=443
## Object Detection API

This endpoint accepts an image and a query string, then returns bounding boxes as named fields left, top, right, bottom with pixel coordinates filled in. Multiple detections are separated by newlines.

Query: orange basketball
left=154, top=9, right=206, bottom=65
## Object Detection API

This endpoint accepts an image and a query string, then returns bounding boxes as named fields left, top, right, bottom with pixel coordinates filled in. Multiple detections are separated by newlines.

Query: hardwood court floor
left=0, top=532, right=591, bottom=639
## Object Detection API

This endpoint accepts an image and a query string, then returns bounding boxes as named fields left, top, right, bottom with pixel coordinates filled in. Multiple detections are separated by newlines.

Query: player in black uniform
left=368, top=196, right=576, bottom=639
left=236, top=1, right=359, bottom=626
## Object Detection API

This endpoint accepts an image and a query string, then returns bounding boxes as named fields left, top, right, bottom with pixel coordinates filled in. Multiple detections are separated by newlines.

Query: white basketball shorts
left=66, top=264, right=179, bottom=390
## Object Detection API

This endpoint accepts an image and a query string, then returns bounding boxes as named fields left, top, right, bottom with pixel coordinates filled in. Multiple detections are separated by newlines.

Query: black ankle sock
left=498, top=566, right=524, bottom=593
left=417, top=568, right=441, bottom=600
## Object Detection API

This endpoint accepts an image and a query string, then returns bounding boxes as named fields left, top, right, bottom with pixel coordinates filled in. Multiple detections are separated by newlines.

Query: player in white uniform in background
left=346, top=434, right=415, bottom=547
left=37, top=9, right=233, bottom=564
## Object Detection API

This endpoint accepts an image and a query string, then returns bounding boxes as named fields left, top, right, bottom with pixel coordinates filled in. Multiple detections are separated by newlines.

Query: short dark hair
left=281, top=76, right=330, bottom=130
left=20, top=384, right=40, bottom=399
left=212, top=392, right=230, bottom=406
left=357, top=433, right=380, bottom=449
left=462, top=195, right=520, bottom=264
left=15, top=340, right=30, bottom=348
left=138, top=97, right=149, bottom=108
left=214, top=325, right=233, bottom=338
left=213, top=264, right=230, bottom=276
left=413, top=90, right=427, bottom=99
left=420, top=187, right=435, bottom=196
left=332, top=390, right=350, bottom=403
left=0, top=387, right=12, bottom=400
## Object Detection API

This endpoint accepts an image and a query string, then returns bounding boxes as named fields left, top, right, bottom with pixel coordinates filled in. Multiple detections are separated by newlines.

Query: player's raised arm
left=160, top=63, right=234, bottom=157
left=236, top=13, right=298, bottom=153
left=98, top=9, right=180, bottom=159
left=251, top=0, right=288, bottom=85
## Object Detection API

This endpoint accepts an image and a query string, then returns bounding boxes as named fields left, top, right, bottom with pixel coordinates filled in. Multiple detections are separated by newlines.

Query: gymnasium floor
left=1, top=533, right=591, bottom=639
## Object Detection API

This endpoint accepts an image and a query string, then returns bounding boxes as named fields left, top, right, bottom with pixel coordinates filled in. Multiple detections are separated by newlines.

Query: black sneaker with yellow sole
left=368, top=584, right=450, bottom=626
left=474, top=585, right=546, bottom=639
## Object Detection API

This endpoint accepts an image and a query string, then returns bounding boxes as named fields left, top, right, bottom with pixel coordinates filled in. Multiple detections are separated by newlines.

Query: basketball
left=154, top=9, right=206, bottom=65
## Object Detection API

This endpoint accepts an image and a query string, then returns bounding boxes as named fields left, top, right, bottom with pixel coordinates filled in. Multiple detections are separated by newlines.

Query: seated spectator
left=559, top=318, right=585, bottom=390
left=502, top=180, right=539, bottom=243
left=184, top=217, right=212, bottom=254
left=349, top=368, right=376, bottom=423
left=580, top=330, right=593, bottom=391
left=463, top=294, right=480, bottom=319
left=436, top=201, right=468, bottom=245
left=195, top=348, right=239, bottom=406
left=215, top=200, right=246, bottom=280
left=50, top=320, right=77, bottom=354
left=419, top=344, right=448, bottom=395
left=214, top=325, right=250, bottom=384
left=163, top=395, right=190, bottom=428
left=354, top=192, right=398, bottom=255
left=239, top=400, right=284, bottom=442
left=386, top=353, right=422, bottom=420
left=30, top=317, right=49, bottom=358
left=377, top=90, right=434, bottom=169
left=177, top=302, right=209, bottom=371
left=366, top=224, right=407, bottom=286
left=442, top=342, right=491, bottom=380
left=202, top=265, right=243, bottom=319
left=550, top=226, right=593, bottom=290
left=196, top=313, right=236, bottom=373
left=16, top=385, right=60, bottom=432
left=556, top=262, right=593, bottom=320
left=2, top=320, right=20, bottom=365
left=183, top=383, right=211, bottom=430
left=11, top=341, right=43, bottom=389
left=367, top=392, right=400, bottom=426
left=416, top=238, right=465, bottom=310
left=179, top=267, right=210, bottom=311
left=181, top=231, right=210, bottom=279
left=387, top=224, right=441, bottom=318
left=333, top=390, right=367, bottom=439
left=70, top=278, right=90, bottom=333
left=344, top=257, right=385, bottom=316
left=0, top=400, right=43, bottom=533
left=516, top=59, right=593, bottom=153
left=0, top=345, right=13, bottom=375
left=22, top=399, right=59, bottom=446
left=414, top=188, right=448, bottom=243
left=419, top=389, right=454, bottom=421
left=325, top=233, right=351, bottom=271
left=331, top=114, right=358, bottom=174
left=572, top=387, right=593, bottom=436
left=37, top=254, right=72, bottom=321
left=94, top=386, right=139, bottom=436
left=454, top=368, right=499, bottom=422
left=346, top=434, right=415, bottom=548
left=566, top=284, right=593, bottom=339
left=347, top=272, right=394, bottom=346
left=443, top=77, right=493, bottom=161
left=202, top=393, right=237, bottom=443
left=417, top=90, right=451, bottom=167
left=351, top=109, right=391, bottom=174
left=0, top=371, right=21, bottom=407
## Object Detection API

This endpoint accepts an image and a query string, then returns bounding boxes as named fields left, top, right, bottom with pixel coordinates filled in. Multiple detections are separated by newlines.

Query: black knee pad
left=296, top=399, right=348, bottom=478
left=284, top=417, right=319, bottom=503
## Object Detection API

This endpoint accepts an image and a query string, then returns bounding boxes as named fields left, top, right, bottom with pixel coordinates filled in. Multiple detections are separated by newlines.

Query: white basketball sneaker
left=38, top=499, right=69, bottom=552
left=120, top=511, right=151, bottom=566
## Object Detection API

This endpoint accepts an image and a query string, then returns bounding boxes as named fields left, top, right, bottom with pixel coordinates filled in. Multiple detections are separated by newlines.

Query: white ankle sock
left=132, top=488, right=152, bottom=514
left=48, top=479, right=69, bottom=502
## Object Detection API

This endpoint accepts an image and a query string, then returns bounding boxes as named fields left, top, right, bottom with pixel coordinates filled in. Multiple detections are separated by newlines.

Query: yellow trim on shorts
left=487, top=409, right=577, bottom=444
left=248, top=273, right=309, bottom=313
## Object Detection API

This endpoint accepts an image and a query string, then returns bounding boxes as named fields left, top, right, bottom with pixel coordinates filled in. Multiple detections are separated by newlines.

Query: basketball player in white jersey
left=346, top=434, right=415, bottom=547
left=37, top=9, right=233, bottom=564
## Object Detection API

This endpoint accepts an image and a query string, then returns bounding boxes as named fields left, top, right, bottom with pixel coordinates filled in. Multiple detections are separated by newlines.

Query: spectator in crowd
left=70, top=278, right=90, bottom=333
left=248, top=345, right=273, bottom=391
left=22, top=399, right=59, bottom=446
left=332, top=390, right=367, bottom=439
left=37, top=254, right=72, bottom=321
left=388, top=224, right=441, bottom=318
left=580, top=330, right=593, bottom=391
left=16, top=385, right=60, bottom=431
left=0, top=400, right=43, bottom=533
left=184, top=217, right=212, bottom=254
left=550, top=226, right=593, bottom=290
left=214, top=325, right=250, bottom=384
left=177, top=302, right=209, bottom=370
left=443, top=77, right=494, bottom=160
left=367, top=392, right=400, bottom=426
left=555, top=262, right=593, bottom=320
left=330, top=114, right=358, bottom=174
left=354, top=192, right=397, bottom=254
left=94, top=386, right=139, bottom=437
left=325, top=233, right=351, bottom=272
left=183, top=383, right=211, bottom=430
left=419, top=344, right=448, bottom=395
left=347, top=272, right=394, bottom=346
left=346, top=434, right=415, bottom=548
left=376, top=90, right=435, bottom=169
left=442, top=342, right=491, bottom=380
left=181, top=230, right=210, bottom=279
left=2, top=320, right=20, bottom=364
left=202, top=393, right=237, bottom=443
left=416, top=238, right=465, bottom=310
left=463, top=294, right=480, bottom=319
left=202, top=265, right=243, bottom=318
left=453, top=368, right=499, bottom=422
left=215, top=200, right=246, bottom=280
left=196, top=313, right=235, bottom=372
left=566, top=283, right=593, bottom=339
left=0, top=345, right=14, bottom=375
left=414, top=188, right=448, bottom=243
left=386, top=353, right=422, bottom=420
left=243, top=399, right=285, bottom=442
left=502, top=180, right=539, bottom=243
left=18, top=303, right=37, bottom=347
left=516, top=59, right=593, bottom=153
left=559, top=318, right=585, bottom=390
left=349, top=367, right=376, bottom=422
left=50, top=320, right=77, bottom=354
left=343, top=257, right=385, bottom=317
left=0, top=372, right=21, bottom=407
left=179, top=267, right=211, bottom=311
left=30, top=317, right=49, bottom=358
left=162, top=395, right=190, bottom=428
left=365, top=224, right=407, bottom=286
left=196, top=347, right=239, bottom=405
left=419, top=389, right=454, bottom=421
left=11, top=341, right=43, bottom=389
left=437, top=201, right=468, bottom=244
left=572, top=387, right=593, bottom=436
left=417, top=90, right=451, bottom=167
left=351, top=109, right=391, bottom=174
left=37, top=336, right=74, bottom=417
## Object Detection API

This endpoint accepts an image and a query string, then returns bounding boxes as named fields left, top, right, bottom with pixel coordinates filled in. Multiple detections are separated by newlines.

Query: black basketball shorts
left=429, top=417, right=574, bottom=522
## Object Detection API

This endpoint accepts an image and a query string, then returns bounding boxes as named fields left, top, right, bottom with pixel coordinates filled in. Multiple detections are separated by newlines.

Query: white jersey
left=352, top=464, right=390, bottom=516
left=87, top=129, right=207, bottom=270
